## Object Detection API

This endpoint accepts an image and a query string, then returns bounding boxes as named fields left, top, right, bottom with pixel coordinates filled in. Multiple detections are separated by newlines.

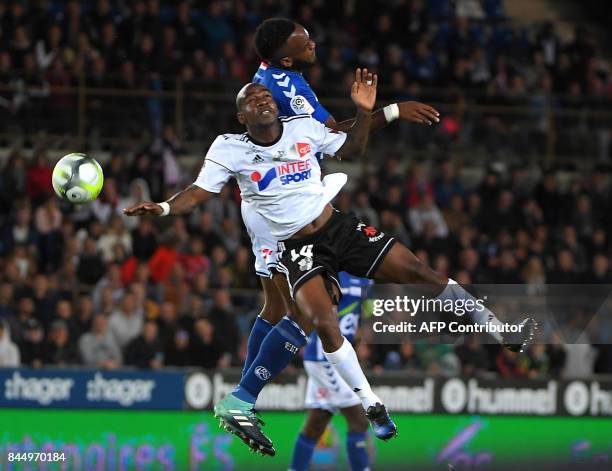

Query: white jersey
left=194, top=115, right=347, bottom=239
left=241, top=200, right=277, bottom=278
left=241, top=173, right=348, bottom=278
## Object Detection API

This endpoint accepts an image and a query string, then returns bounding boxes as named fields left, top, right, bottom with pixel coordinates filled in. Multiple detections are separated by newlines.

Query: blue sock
left=289, top=433, right=316, bottom=471
left=233, top=316, right=307, bottom=403
left=346, top=431, right=369, bottom=471
left=241, top=316, right=274, bottom=378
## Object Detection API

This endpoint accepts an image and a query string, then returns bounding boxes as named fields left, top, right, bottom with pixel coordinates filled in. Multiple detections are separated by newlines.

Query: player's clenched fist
left=123, top=202, right=163, bottom=217
left=351, top=68, right=378, bottom=112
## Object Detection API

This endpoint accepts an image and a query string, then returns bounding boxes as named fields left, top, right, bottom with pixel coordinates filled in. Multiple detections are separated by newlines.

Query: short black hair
left=254, top=18, right=296, bottom=61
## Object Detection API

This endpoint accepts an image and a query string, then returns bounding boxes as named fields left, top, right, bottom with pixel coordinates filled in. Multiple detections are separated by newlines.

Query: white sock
left=437, top=279, right=504, bottom=342
left=324, top=337, right=382, bottom=411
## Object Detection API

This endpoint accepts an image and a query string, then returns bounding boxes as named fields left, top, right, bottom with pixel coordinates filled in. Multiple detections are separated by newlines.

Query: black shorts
left=276, top=210, right=396, bottom=298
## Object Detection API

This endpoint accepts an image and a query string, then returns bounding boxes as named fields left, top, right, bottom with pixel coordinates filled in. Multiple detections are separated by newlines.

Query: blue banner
left=0, top=368, right=185, bottom=410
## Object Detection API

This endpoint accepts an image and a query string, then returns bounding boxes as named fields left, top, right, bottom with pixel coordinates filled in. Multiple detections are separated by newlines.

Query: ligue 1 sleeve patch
left=290, top=95, right=315, bottom=115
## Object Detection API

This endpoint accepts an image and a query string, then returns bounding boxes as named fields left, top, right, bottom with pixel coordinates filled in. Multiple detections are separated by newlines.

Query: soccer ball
left=52, top=153, right=104, bottom=204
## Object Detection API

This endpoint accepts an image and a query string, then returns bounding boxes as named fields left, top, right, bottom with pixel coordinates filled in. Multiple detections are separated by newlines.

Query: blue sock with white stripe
left=241, top=316, right=273, bottom=378
left=233, top=316, right=307, bottom=404
left=346, top=431, right=369, bottom=471
left=289, top=433, right=316, bottom=471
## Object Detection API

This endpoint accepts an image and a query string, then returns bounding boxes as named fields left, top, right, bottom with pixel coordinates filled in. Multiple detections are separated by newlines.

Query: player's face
left=286, top=24, right=316, bottom=68
left=237, top=85, right=279, bottom=126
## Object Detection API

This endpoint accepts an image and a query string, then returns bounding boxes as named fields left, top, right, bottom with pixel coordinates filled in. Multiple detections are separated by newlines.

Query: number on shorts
left=290, top=244, right=313, bottom=262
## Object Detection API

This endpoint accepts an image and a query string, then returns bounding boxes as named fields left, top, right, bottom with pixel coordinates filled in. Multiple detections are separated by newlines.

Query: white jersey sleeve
left=193, top=135, right=235, bottom=193
left=309, top=119, right=347, bottom=156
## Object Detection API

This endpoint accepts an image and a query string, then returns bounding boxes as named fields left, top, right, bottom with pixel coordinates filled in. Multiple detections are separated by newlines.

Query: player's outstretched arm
left=335, top=68, right=376, bottom=160
left=326, top=101, right=440, bottom=132
left=123, top=184, right=212, bottom=217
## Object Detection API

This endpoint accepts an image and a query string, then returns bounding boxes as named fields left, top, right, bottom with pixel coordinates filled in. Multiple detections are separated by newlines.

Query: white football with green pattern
left=52, top=153, right=104, bottom=204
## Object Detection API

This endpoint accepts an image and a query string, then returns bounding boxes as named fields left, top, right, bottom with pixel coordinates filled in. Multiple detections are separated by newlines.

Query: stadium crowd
left=0, top=0, right=610, bottom=158
left=0, top=1, right=611, bottom=379
left=0, top=144, right=611, bottom=379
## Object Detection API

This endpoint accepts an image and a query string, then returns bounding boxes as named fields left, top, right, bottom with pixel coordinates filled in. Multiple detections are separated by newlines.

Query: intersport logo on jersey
left=251, top=160, right=312, bottom=190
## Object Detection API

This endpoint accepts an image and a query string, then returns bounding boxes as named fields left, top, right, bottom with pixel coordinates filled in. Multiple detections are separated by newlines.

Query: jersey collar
left=260, top=61, right=302, bottom=76
left=245, top=119, right=285, bottom=147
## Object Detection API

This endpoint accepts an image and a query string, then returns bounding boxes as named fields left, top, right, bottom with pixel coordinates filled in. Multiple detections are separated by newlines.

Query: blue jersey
left=304, top=272, right=373, bottom=362
left=252, top=62, right=330, bottom=124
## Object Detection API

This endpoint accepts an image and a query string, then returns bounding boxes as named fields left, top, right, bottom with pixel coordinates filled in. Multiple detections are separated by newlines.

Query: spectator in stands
left=179, top=236, right=210, bottom=283
left=189, top=318, right=224, bottom=368
left=231, top=247, right=259, bottom=290
left=496, top=349, right=530, bottom=378
left=91, top=178, right=120, bottom=224
left=352, top=190, right=379, bottom=227
left=19, top=319, right=45, bottom=368
left=79, top=313, right=122, bottom=369
left=0, top=320, right=20, bottom=367
left=97, top=215, right=132, bottom=263
left=74, top=293, right=94, bottom=338
left=588, top=254, right=612, bottom=284
left=26, top=150, right=53, bottom=205
left=147, top=231, right=180, bottom=284
left=408, top=194, right=449, bottom=238
left=129, top=281, right=158, bottom=320
left=92, top=263, right=125, bottom=305
left=455, top=335, right=490, bottom=375
left=109, top=292, right=143, bottom=349
left=207, top=289, right=240, bottom=362
left=379, top=210, right=411, bottom=247
left=193, top=211, right=223, bottom=251
left=549, top=249, right=581, bottom=284
left=219, top=218, right=242, bottom=256
left=150, top=125, right=182, bottom=189
left=54, top=298, right=78, bottom=341
left=383, top=342, right=423, bottom=372
left=156, top=301, right=178, bottom=348
left=34, top=195, right=62, bottom=271
left=131, top=217, right=157, bottom=261
left=7, top=296, right=35, bottom=345
left=165, top=329, right=191, bottom=367
left=521, top=257, right=546, bottom=295
left=434, top=160, right=464, bottom=208
left=527, top=344, right=551, bottom=378
left=124, top=320, right=164, bottom=369
left=44, top=319, right=79, bottom=366
left=205, top=186, right=239, bottom=228
left=31, top=274, right=56, bottom=329
left=417, top=342, right=461, bottom=376
left=0, top=283, right=15, bottom=320
left=1, top=201, right=38, bottom=256
left=77, top=237, right=106, bottom=285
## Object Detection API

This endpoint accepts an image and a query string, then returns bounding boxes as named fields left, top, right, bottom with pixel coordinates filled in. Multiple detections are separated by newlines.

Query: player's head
left=254, top=18, right=316, bottom=70
left=236, top=83, right=279, bottom=127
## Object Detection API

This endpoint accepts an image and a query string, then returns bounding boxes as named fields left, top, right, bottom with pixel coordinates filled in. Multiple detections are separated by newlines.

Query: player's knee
left=404, top=257, right=445, bottom=285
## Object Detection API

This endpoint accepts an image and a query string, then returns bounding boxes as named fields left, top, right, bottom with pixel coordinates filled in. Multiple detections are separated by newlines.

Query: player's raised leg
left=374, top=243, right=537, bottom=352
